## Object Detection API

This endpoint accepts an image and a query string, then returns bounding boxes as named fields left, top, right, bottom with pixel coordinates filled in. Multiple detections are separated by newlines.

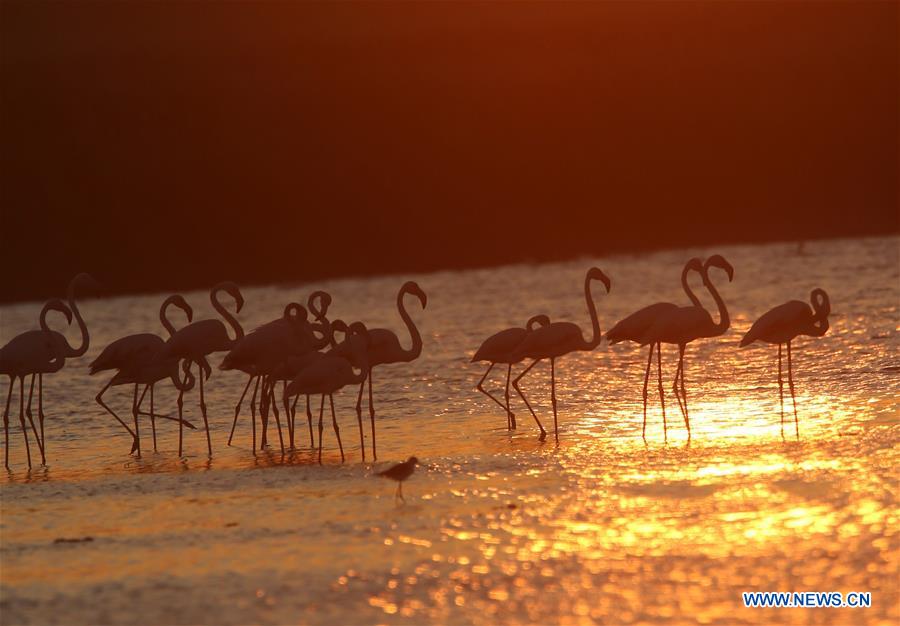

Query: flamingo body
left=90, top=334, right=163, bottom=375
left=740, top=300, right=821, bottom=346
left=606, top=302, right=679, bottom=345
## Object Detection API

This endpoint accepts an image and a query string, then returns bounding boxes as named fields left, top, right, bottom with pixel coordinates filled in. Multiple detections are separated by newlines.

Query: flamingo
left=351, top=281, right=427, bottom=460
left=283, top=322, right=370, bottom=463
left=606, top=258, right=704, bottom=440
left=509, top=267, right=611, bottom=442
left=0, top=300, right=72, bottom=468
left=740, top=288, right=830, bottom=437
left=158, top=281, right=244, bottom=456
left=638, top=255, right=734, bottom=437
left=90, top=294, right=194, bottom=455
left=471, top=314, right=551, bottom=433
left=22, top=273, right=97, bottom=457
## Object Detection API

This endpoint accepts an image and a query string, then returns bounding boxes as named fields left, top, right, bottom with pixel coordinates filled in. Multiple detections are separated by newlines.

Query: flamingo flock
left=0, top=256, right=832, bottom=470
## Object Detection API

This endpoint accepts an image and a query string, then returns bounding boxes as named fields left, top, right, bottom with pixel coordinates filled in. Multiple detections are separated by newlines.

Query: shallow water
left=1, top=236, right=898, bottom=625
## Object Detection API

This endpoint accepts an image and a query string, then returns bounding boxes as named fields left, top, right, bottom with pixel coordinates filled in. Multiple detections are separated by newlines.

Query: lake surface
left=1, top=236, right=897, bottom=625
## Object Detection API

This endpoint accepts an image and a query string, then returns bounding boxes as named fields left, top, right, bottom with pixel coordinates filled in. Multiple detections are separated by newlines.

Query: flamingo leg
left=679, top=344, right=691, bottom=437
left=657, top=342, right=667, bottom=442
left=130, top=383, right=151, bottom=454
left=227, top=375, right=254, bottom=446
left=259, top=376, right=269, bottom=449
left=4, top=378, right=13, bottom=470
left=249, top=376, right=260, bottom=452
left=476, top=363, right=511, bottom=427
left=268, top=380, right=285, bottom=454
left=641, top=344, right=653, bottom=440
left=355, top=375, right=366, bottom=461
left=777, top=343, right=784, bottom=432
left=787, top=340, right=798, bottom=438
left=96, top=379, right=137, bottom=441
left=38, top=374, right=46, bottom=456
left=177, top=363, right=187, bottom=457
left=199, top=362, right=212, bottom=456
left=25, top=374, right=45, bottom=463
left=18, top=377, right=31, bottom=468
left=291, top=394, right=301, bottom=447
left=131, top=384, right=142, bottom=457
left=317, top=394, right=325, bottom=465
left=671, top=350, right=687, bottom=424
left=505, top=364, right=516, bottom=430
left=306, top=395, right=314, bottom=448
left=550, top=357, right=559, bottom=443
left=329, top=394, right=344, bottom=462
left=512, top=359, right=546, bottom=440
left=283, top=381, right=294, bottom=450
left=368, top=368, right=377, bottom=460
left=150, top=384, right=157, bottom=452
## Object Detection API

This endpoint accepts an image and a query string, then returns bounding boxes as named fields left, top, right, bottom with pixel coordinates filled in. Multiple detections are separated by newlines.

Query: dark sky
left=1, top=1, right=897, bottom=302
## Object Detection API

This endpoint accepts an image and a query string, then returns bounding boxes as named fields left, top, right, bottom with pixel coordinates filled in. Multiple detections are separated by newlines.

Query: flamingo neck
left=583, top=274, right=602, bottom=349
left=397, top=286, right=423, bottom=362
left=212, top=287, right=244, bottom=342
left=159, top=296, right=185, bottom=337
left=171, top=360, right=195, bottom=391
left=66, top=279, right=90, bottom=357
left=701, top=271, right=730, bottom=336
left=682, top=264, right=702, bottom=307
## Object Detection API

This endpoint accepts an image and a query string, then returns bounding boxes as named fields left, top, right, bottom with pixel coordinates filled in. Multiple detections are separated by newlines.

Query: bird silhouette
left=159, top=281, right=244, bottom=456
left=221, top=296, right=329, bottom=452
left=376, top=456, right=419, bottom=502
left=90, top=294, right=194, bottom=455
left=740, top=288, right=830, bottom=437
left=509, top=268, right=611, bottom=442
left=639, top=255, right=734, bottom=437
left=0, top=300, right=72, bottom=468
left=283, top=322, right=370, bottom=463
left=472, top=314, right=551, bottom=433
left=346, top=281, right=426, bottom=461
left=606, top=258, right=704, bottom=441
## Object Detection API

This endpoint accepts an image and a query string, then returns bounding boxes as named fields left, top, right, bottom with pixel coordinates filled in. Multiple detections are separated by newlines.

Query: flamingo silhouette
left=0, top=300, right=72, bottom=468
left=351, top=281, right=427, bottom=460
left=509, top=267, right=611, bottom=442
left=471, top=314, right=551, bottom=433
left=639, top=255, right=734, bottom=437
left=90, top=295, right=194, bottom=454
left=740, top=288, right=830, bottom=436
left=222, top=300, right=318, bottom=451
left=606, top=258, right=704, bottom=440
left=25, top=273, right=97, bottom=457
left=283, top=322, right=370, bottom=463
left=159, top=281, right=244, bottom=456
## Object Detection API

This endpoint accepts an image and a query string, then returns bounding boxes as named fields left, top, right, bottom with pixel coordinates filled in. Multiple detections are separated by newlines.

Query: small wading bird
left=376, top=456, right=419, bottom=503
left=90, top=294, right=196, bottom=455
left=159, top=281, right=245, bottom=456
left=740, top=288, right=830, bottom=437
left=0, top=300, right=71, bottom=469
left=606, top=258, right=704, bottom=441
left=638, top=255, right=734, bottom=438
left=347, top=281, right=426, bottom=461
left=471, top=314, right=551, bottom=433
left=283, top=322, right=370, bottom=463
left=510, top=268, right=611, bottom=442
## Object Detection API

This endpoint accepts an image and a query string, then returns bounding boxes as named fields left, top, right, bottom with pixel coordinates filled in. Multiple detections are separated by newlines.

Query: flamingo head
left=684, top=257, right=704, bottom=274
left=69, top=273, right=103, bottom=298
left=403, top=281, right=427, bottom=309
left=331, top=319, right=349, bottom=339
left=587, top=267, right=611, bottom=293
left=349, top=321, right=370, bottom=343
left=215, top=281, right=244, bottom=313
left=170, top=295, right=193, bottom=323
left=526, top=314, right=551, bottom=331
left=704, top=255, right=734, bottom=282
left=283, top=302, right=308, bottom=323
left=811, top=288, right=831, bottom=317
left=41, top=298, right=73, bottom=329
left=308, top=291, right=332, bottom=318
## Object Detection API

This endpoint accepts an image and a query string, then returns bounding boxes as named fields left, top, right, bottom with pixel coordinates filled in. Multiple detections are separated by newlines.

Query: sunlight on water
left=0, top=236, right=898, bottom=624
